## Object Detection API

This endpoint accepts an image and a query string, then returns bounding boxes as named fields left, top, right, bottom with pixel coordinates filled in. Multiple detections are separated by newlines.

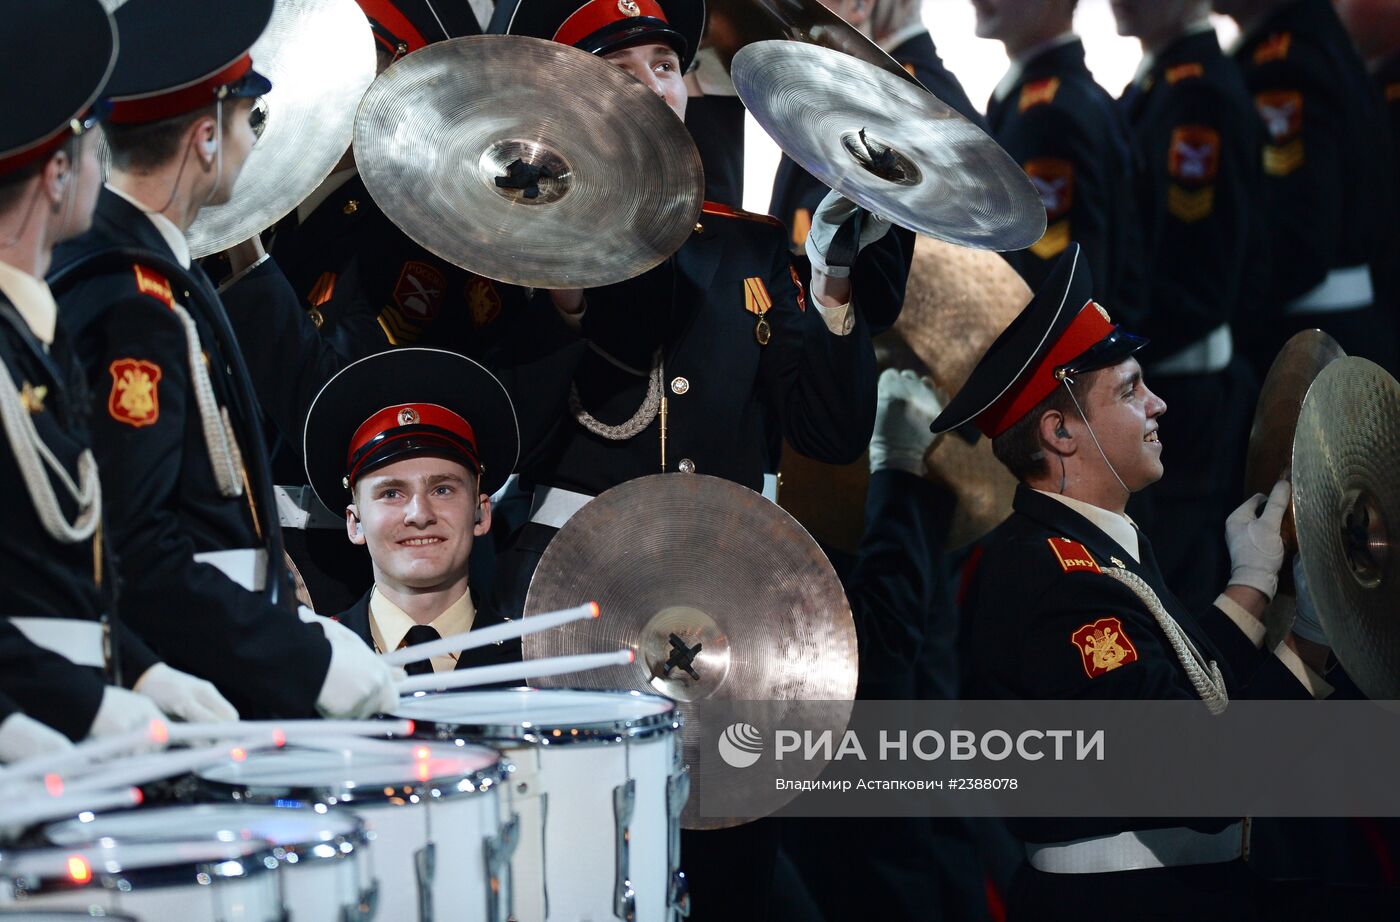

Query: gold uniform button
left=678, top=458, right=696, bottom=474
left=693, top=222, right=704, bottom=234
left=670, top=376, right=690, bottom=395
left=343, top=199, right=359, bottom=216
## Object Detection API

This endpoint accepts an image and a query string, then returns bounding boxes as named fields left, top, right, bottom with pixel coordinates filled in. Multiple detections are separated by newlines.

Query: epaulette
left=701, top=201, right=784, bottom=230
left=1018, top=77, right=1061, bottom=112
left=131, top=264, right=174, bottom=309
left=1046, top=537, right=1101, bottom=574
left=1253, top=33, right=1291, bottom=65
left=1165, top=63, right=1204, bottom=85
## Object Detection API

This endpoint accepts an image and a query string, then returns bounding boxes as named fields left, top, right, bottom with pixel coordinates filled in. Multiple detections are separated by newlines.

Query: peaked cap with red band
left=354, top=0, right=482, bottom=56
left=0, top=0, right=115, bottom=177
left=502, top=0, right=705, bottom=72
left=105, top=0, right=274, bottom=125
left=930, top=244, right=1148, bottom=440
left=303, top=348, right=520, bottom=511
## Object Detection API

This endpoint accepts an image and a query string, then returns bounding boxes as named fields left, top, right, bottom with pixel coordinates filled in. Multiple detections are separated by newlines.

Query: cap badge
left=618, top=0, right=641, bottom=16
left=1093, top=302, right=1110, bottom=323
left=398, top=407, right=420, bottom=426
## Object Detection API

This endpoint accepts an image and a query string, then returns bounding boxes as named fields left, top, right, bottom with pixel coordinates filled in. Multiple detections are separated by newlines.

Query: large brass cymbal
left=522, top=473, right=858, bottom=829
left=731, top=41, right=1045, bottom=250
left=1294, top=357, right=1400, bottom=700
left=1245, top=329, right=1346, bottom=557
left=704, top=0, right=920, bottom=87
left=354, top=35, right=703, bottom=289
left=186, top=0, right=375, bottom=258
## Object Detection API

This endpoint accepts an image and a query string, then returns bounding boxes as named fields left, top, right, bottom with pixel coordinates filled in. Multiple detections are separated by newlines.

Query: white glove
left=804, top=189, right=893, bottom=279
left=300, top=607, right=405, bottom=719
left=1290, top=555, right=1329, bottom=645
left=1225, top=479, right=1290, bottom=600
left=134, top=663, right=239, bottom=723
left=0, top=712, right=72, bottom=762
left=88, top=686, right=166, bottom=738
left=869, top=368, right=944, bottom=475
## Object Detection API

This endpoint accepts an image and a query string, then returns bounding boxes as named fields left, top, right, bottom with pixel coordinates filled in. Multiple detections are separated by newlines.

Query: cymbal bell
left=187, top=0, right=375, bottom=258
left=1293, top=357, right=1400, bottom=699
left=731, top=40, right=1046, bottom=250
left=522, top=473, right=858, bottom=829
left=354, top=35, right=703, bottom=289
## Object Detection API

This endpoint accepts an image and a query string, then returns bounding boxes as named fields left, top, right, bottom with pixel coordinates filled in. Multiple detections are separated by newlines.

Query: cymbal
left=522, top=473, right=858, bottom=829
left=704, top=0, right=920, bottom=88
left=1293, top=357, right=1400, bottom=699
left=731, top=41, right=1046, bottom=250
left=186, top=0, right=375, bottom=258
left=354, top=35, right=703, bottom=289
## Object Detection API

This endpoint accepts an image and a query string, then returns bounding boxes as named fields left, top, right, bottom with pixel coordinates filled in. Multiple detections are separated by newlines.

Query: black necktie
left=399, top=624, right=442, bottom=676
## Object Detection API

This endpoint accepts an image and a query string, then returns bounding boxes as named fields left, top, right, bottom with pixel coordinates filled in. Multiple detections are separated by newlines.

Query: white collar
left=993, top=32, right=1079, bottom=104
left=106, top=183, right=191, bottom=269
left=0, top=260, right=58, bottom=348
left=1035, top=489, right=1141, bottom=563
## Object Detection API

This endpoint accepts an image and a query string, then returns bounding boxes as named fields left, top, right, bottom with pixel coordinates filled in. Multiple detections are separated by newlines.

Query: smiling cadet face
left=1072, top=357, right=1167, bottom=492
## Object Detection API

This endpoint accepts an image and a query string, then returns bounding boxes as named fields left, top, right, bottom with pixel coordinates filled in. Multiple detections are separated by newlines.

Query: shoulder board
left=1046, top=537, right=1101, bottom=574
left=1018, top=77, right=1061, bottom=112
left=1252, top=32, right=1291, bottom=66
left=1165, top=63, right=1204, bottom=84
left=701, top=201, right=784, bottom=230
left=131, top=264, right=174, bottom=309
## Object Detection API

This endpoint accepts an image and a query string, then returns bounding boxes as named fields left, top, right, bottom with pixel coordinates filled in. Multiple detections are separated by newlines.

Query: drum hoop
left=194, top=758, right=512, bottom=808
left=2, top=842, right=281, bottom=896
left=396, top=686, right=682, bottom=747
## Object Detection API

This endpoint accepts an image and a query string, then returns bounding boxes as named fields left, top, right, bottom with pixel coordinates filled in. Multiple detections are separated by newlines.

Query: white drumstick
left=381, top=601, right=600, bottom=667
left=0, top=786, right=143, bottom=834
left=58, top=735, right=275, bottom=795
left=0, top=718, right=171, bottom=790
left=397, top=649, right=634, bottom=695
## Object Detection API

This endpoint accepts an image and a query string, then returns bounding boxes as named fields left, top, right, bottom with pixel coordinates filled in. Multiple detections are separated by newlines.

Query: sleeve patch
left=1018, top=77, right=1060, bottom=112
left=1255, top=90, right=1302, bottom=142
left=107, top=358, right=162, bottom=427
left=788, top=265, right=807, bottom=312
left=1252, top=33, right=1291, bottom=65
left=1263, top=138, right=1304, bottom=176
left=1071, top=617, right=1139, bottom=678
left=743, top=276, right=773, bottom=315
left=391, top=260, right=446, bottom=322
left=1165, top=63, right=1203, bottom=84
left=466, top=275, right=503, bottom=328
left=1029, top=219, right=1071, bottom=260
left=1048, top=537, right=1101, bottom=573
left=1167, top=184, right=1215, bottom=222
left=132, top=265, right=174, bottom=309
left=1167, top=125, right=1220, bottom=183
left=1024, top=158, right=1074, bottom=220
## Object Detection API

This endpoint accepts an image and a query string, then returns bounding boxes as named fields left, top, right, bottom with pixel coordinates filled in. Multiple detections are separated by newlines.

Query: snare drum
left=393, top=688, right=689, bottom=922
left=0, top=838, right=282, bottom=920
left=195, top=743, right=512, bottom=922
left=44, top=804, right=371, bottom=921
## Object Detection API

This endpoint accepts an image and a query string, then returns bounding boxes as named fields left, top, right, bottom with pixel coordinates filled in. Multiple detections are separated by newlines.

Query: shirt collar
left=106, top=183, right=192, bottom=269
left=1034, top=489, right=1141, bottom=562
left=0, top=261, right=58, bottom=348
left=369, top=585, right=476, bottom=666
left=993, top=31, right=1079, bottom=103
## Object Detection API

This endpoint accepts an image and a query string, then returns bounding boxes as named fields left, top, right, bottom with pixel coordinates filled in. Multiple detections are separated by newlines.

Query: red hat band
left=976, top=300, right=1115, bottom=438
left=555, top=0, right=669, bottom=47
left=346, top=402, right=480, bottom=485
left=107, top=54, right=255, bottom=125
left=355, top=0, right=431, bottom=54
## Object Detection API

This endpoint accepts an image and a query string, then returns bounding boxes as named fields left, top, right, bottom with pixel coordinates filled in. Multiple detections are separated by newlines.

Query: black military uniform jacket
left=0, top=284, right=161, bottom=738
left=1231, top=0, right=1391, bottom=311
left=1377, top=54, right=1400, bottom=321
left=1120, top=29, right=1268, bottom=364
left=507, top=204, right=876, bottom=497
left=336, top=589, right=519, bottom=672
left=51, top=189, right=332, bottom=719
left=987, top=37, right=1144, bottom=325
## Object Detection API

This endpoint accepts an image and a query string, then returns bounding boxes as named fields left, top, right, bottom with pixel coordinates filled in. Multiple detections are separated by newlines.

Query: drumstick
left=0, top=786, right=142, bottom=833
left=58, top=734, right=276, bottom=795
left=381, top=601, right=600, bottom=667
left=397, top=649, right=635, bottom=695
left=0, top=719, right=170, bottom=790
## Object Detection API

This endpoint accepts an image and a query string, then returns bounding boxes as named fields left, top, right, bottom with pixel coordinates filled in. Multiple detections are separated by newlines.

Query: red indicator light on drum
left=67, top=856, right=91, bottom=883
left=44, top=774, right=63, bottom=797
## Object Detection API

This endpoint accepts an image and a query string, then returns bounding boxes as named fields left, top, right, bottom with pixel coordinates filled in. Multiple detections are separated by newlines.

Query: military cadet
left=0, top=0, right=244, bottom=760
left=936, top=244, right=1332, bottom=920
left=1112, top=0, right=1268, bottom=612
left=219, top=0, right=525, bottom=613
left=1215, top=0, right=1398, bottom=376
left=975, top=0, right=1145, bottom=322
left=301, top=348, right=521, bottom=671
left=50, top=0, right=402, bottom=721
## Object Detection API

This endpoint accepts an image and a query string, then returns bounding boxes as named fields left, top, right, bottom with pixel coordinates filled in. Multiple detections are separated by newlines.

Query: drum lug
left=666, top=767, right=691, bottom=919
left=414, top=840, right=437, bottom=922
left=613, top=778, right=637, bottom=921
left=484, top=813, right=520, bottom=922
left=348, top=879, right=379, bottom=922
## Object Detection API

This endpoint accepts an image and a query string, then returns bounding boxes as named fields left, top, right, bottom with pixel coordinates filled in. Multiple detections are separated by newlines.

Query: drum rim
left=393, top=686, right=682, bottom=746
left=41, top=803, right=370, bottom=861
left=1, top=839, right=281, bottom=896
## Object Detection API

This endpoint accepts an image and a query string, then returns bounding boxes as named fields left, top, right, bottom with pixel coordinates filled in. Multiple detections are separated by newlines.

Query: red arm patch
left=1047, top=537, right=1101, bottom=573
left=107, top=358, right=162, bottom=427
left=1018, top=77, right=1060, bottom=112
left=132, top=265, right=173, bottom=308
left=1071, top=617, right=1139, bottom=678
